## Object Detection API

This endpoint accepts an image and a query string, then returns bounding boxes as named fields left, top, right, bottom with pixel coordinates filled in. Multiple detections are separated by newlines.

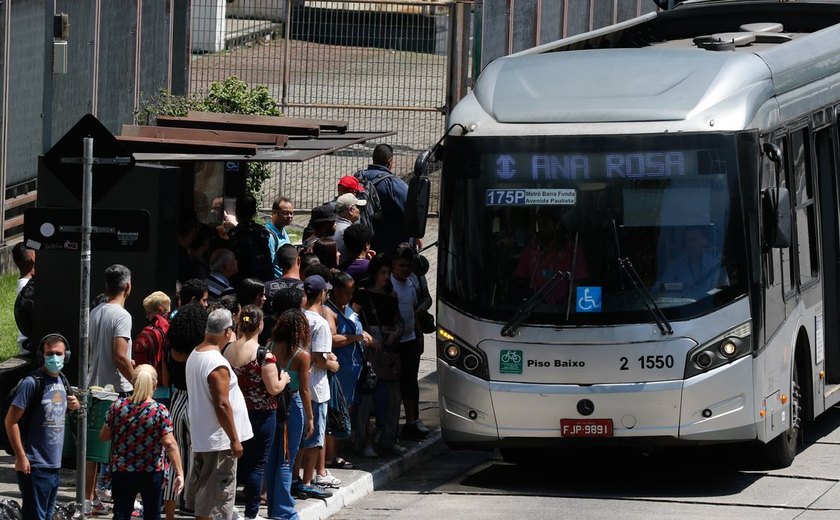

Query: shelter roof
left=118, top=111, right=394, bottom=162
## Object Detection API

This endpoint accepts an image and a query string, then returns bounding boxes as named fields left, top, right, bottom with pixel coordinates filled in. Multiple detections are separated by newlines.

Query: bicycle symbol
left=501, top=351, right=522, bottom=363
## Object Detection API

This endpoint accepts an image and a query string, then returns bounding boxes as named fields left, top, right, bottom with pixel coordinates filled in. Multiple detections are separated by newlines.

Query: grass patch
left=0, top=274, right=19, bottom=362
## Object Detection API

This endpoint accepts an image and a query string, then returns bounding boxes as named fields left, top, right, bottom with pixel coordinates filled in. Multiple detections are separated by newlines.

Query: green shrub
left=0, top=273, right=21, bottom=363
left=135, top=77, right=281, bottom=198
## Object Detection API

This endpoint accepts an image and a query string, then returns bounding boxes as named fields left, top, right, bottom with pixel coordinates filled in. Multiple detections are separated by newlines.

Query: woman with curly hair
left=162, top=303, right=207, bottom=520
left=266, top=309, right=314, bottom=518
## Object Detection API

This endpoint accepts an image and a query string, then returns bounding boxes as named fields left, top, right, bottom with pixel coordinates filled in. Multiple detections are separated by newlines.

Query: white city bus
left=430, top=0, right=840, bottom=467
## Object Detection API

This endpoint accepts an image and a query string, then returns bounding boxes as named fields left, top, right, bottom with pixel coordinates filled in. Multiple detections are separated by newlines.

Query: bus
left=426, top=0, right=840, bottom=467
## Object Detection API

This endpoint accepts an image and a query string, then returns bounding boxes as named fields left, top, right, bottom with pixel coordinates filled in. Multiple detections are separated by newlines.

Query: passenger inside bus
left=655, top=226, right=729, bottom=299
left=513, top=207, right=589, bottom=305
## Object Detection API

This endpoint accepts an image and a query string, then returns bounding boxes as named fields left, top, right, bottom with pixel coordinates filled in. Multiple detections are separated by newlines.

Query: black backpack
left=0, top=371, right=71, bottom=456
left=13, top=278, right=34, bottom=349
left=354, top=169, right=391, bottom=227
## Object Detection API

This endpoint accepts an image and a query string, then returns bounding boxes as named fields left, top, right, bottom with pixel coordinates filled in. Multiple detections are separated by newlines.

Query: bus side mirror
left=404, top=172, right=431, bottom=238
left=414, top=149, right=432, bottom=176
left=763, top=187, right=791, bottom=249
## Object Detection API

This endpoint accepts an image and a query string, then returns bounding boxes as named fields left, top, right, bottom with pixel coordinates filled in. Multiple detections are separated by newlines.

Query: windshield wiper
left=501, top=232, right=579, bottom=337
left=611, top=221, right=673, bottom=336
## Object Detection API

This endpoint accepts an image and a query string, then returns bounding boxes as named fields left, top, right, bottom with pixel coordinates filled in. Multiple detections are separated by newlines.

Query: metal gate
left=189, top=0, right=454, bottom=211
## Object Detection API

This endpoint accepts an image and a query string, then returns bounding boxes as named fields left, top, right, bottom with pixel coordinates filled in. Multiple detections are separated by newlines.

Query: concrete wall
left=1, top=0, right=176, bottom=193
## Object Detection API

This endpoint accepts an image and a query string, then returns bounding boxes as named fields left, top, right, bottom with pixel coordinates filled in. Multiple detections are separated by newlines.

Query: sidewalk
left=0, top=220, right=445, bottom=519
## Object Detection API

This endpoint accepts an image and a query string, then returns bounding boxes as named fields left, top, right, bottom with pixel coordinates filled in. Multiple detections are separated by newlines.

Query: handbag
left=361, top=291, right=401, bottom=382
left=369, top=349, right=400, bottom=382
left=326, top=373, right=352, bottom=440
left=417, top=310, right=436, bottom=334
left=358, top=358, right=378, bottom=394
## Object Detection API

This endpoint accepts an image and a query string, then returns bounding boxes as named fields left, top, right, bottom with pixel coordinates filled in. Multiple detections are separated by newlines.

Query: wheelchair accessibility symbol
left=576, top=286, right=602, bottom=313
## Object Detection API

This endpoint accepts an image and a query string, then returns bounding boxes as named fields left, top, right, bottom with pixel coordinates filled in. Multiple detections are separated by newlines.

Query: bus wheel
left=761, top=362, right=801, bottom=468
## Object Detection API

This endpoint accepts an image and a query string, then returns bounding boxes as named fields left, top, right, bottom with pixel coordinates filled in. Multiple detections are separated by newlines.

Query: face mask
left=44, top=354, right=64, bottom=373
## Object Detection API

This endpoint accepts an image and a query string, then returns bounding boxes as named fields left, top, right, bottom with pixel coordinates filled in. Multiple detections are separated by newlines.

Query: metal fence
left=189, top=0, right=451, bottom=211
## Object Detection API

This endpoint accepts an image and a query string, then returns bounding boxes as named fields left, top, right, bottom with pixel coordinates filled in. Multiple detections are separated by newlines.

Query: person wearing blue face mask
left=4, top=334, right=79, bottom=520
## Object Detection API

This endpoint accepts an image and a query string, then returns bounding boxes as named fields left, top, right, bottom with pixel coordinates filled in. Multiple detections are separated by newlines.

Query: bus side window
left=790, top=127, right=819, bottom=287
left=777, top=137, right=796, bottom=297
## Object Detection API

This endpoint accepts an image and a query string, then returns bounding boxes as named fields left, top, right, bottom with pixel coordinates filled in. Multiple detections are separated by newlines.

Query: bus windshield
left=438, top=133, right=749, bottom=326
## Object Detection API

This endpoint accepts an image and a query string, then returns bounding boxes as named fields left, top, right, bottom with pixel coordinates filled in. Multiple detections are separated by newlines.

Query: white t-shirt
left=391, top=274, right=419, bottom=342
left=87, top=303, right=133, bottom=392
left=186, top=349, right=254, bottom=452
left=304, top=309, right=332, bottom=404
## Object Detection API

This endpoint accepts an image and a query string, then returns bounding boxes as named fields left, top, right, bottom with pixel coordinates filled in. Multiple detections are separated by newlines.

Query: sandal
left=326, top=457, right=354, bottom=469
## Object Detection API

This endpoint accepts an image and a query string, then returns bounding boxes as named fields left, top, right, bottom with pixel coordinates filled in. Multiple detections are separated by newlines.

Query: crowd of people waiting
left=4, top=144, right=437, bottom=520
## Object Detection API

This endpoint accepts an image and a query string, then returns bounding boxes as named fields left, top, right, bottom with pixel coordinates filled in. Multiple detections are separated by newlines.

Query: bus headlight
left=444, top=343, right=461, bottom=361
left=684, top=322, right=752, bottom=379
left=437, top=328, right=489, bottom=380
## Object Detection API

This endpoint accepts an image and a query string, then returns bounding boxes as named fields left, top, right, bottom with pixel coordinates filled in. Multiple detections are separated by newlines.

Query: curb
left=298, top=431, right=446, bottom=520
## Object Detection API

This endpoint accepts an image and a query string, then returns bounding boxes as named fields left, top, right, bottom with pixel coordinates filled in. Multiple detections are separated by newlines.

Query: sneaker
left=290, top=480, right=302, bottom=497
left=401, top=423, right=428, bottom=441
left=297, top=483, right=333, bottom=500
left=84, top=499, right=110, bottom=516
left=378, top=443, right=408, bottom=456
left=362, top=444, right=378, bottom=457
left=95, top=486, right=112, bottom=503
left=313, top=470, right=341, bottom=488
left=414, top=419, right=431, bottom=434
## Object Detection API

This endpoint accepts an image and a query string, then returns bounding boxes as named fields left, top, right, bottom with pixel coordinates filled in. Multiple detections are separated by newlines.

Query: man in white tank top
left=186, top=309, right=254, bottom=520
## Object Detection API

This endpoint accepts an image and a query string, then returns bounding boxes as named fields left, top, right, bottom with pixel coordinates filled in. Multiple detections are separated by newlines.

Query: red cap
left=338, top=176, right=365, bottom=192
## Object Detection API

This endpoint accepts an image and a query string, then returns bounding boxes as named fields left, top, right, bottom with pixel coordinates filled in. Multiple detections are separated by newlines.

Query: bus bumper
left=439, top=357, right=757, bottom=447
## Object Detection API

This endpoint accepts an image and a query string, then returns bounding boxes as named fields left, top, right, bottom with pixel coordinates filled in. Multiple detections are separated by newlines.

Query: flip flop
left=326, top=457, right=354, bottom=469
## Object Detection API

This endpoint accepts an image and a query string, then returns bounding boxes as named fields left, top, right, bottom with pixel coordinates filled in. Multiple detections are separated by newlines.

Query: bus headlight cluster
left=437, top=327, right=489, bottom=380
left=684, top=322, right=752, bottom=379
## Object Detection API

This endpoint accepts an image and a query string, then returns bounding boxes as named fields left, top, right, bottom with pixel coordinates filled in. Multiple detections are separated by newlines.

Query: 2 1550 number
left=619, top=355, right=675, bottom=370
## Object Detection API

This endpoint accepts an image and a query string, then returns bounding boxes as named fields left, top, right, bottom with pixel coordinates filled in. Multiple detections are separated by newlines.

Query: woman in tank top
left=266, top=308, right=314, bottom=519
left=223, top=305, right=290, bottom=520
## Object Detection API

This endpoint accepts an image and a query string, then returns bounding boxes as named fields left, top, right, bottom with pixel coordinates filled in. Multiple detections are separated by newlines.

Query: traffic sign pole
left=76, top=137, right=93, bottom=517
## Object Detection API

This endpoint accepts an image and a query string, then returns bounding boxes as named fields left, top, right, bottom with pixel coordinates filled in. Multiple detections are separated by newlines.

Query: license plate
left=560, top=418, right=613, bottom=437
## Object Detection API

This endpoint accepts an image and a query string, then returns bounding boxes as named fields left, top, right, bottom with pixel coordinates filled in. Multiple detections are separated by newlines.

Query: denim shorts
left=302, top=400, right=327, bottom=449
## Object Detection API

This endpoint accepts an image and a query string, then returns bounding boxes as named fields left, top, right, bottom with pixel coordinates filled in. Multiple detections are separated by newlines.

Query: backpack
left=229, top=221, right=275, bottom=282
left=133, top=319, right=168, bottom=378
left=0, top=371, right=71, bottom=456
left=0, top=499, right=22, bottom=520
left=354, top=169, right=392, bottom=230
left=13, top=278, right=35, bottom=346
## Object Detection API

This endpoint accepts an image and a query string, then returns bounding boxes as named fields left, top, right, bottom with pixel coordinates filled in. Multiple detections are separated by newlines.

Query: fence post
left=446, top=1, right=472, bottom=126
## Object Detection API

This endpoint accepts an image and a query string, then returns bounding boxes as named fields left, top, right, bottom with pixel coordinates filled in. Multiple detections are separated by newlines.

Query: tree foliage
left=135, top=76, right=280, bottom=198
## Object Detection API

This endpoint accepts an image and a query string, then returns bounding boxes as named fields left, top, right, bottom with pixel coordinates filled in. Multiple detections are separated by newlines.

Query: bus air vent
left=693, top=23, right=792, bottom=51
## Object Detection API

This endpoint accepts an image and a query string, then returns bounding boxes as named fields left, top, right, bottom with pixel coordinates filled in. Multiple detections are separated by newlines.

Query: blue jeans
left=238, top=408, right=276, bottom=518
left=111, top=471, right=163, bottom=520
left=17, top=467, right=60, bottom=520
left=266, top=392, right=304, bottom=520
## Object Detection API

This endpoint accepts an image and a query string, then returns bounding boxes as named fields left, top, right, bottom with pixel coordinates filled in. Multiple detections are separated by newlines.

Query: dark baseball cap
left=309, top=204, right=337, bottom=225
left=304, top=275, right=332, bottom=293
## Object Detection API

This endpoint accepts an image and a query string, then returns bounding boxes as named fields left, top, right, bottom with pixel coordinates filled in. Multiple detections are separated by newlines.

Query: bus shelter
left=28, top=112, right=392, bottom=384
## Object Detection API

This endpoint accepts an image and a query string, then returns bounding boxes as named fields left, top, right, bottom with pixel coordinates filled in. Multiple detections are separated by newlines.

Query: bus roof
left=470, top=1, right=840, bottom=128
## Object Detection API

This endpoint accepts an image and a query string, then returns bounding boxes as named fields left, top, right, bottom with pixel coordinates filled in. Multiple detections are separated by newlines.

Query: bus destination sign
left=487, top=150, right=723, bottom=182
left=486, top=188, right=576, bottom=206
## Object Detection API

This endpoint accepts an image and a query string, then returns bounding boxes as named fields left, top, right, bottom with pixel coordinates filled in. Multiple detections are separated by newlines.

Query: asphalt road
left=333, top=406, right=840, bottom=519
